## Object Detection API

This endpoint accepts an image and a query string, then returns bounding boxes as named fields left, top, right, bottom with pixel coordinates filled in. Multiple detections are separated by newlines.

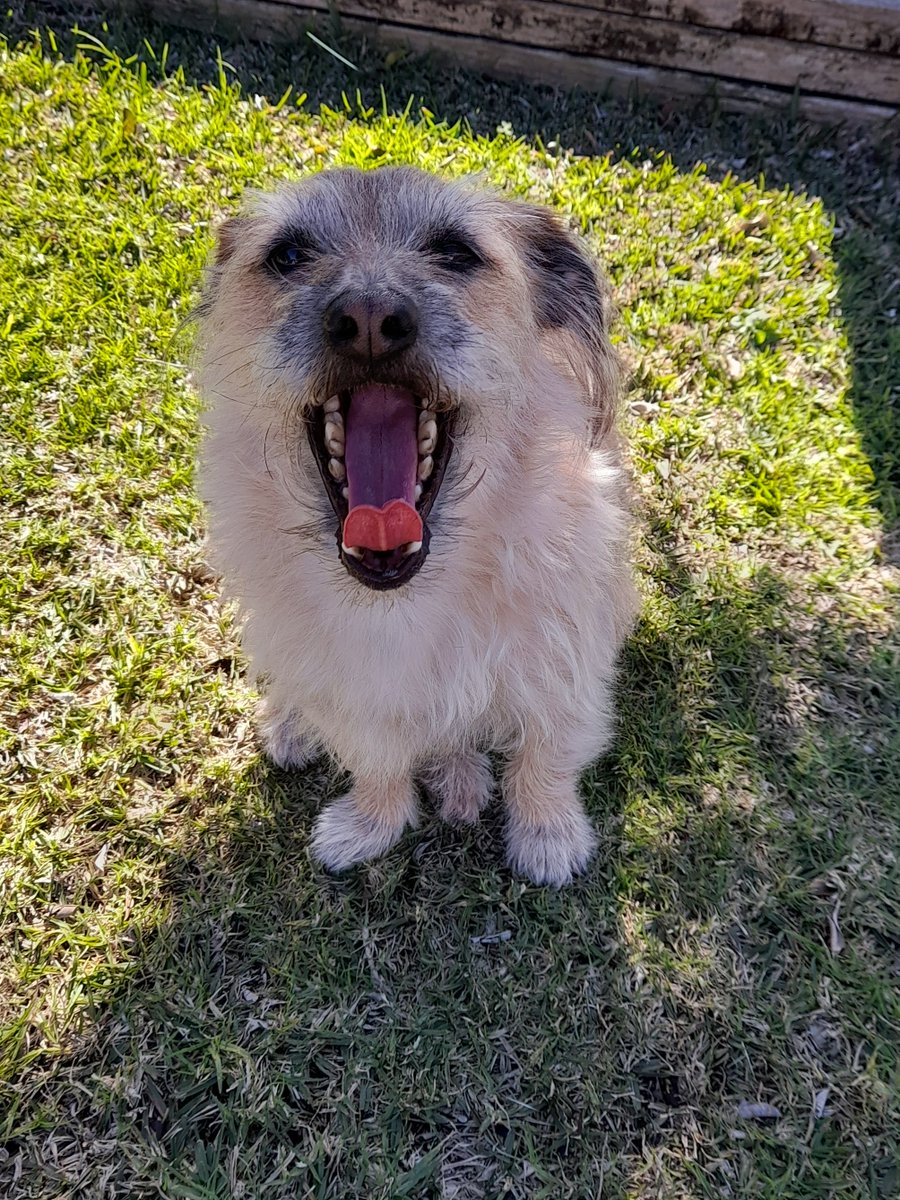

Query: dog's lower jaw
left=310, top=776, right=419, bottom=872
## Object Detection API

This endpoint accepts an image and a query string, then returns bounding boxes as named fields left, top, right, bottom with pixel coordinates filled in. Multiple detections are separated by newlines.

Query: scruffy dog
left=197, top=167, right=636, bottom=886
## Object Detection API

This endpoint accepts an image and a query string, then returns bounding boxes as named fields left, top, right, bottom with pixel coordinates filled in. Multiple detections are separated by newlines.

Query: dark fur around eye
left=427, top=231, right=484, bottom=274
left=265, top=234, right=317, bottom=277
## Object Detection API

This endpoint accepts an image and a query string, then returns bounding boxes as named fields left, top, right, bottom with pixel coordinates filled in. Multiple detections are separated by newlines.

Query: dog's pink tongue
left=343, top=385, right=422, bottom=552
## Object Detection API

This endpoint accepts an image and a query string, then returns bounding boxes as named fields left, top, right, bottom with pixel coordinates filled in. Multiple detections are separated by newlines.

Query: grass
left=1, top=4, right=898, bottom=1198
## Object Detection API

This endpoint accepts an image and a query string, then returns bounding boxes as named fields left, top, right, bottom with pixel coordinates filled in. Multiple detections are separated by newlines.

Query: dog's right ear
left=213, top=216, right=249, bottom=265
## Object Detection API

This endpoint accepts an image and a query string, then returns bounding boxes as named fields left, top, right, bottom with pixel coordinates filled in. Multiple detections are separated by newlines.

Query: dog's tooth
left=324, top=395, right=341, bottom=413
left=342, top=486, right=349, bottom=499
left=328, top=457, right=346, bottom=481
left=325, top=424, right=345, bottom=456
left=325, top=411, right=343, bottom=429
left=418, top=407, right=435, bottom=426
left=414, top=483, right=423, bottom=501
left=417, top=455, right=433, bottom=481
left=402, top=540, right=423, bottom=556
left=418, top=419, right=437, bottom=455
left=341, top=542, right=363, bottom=559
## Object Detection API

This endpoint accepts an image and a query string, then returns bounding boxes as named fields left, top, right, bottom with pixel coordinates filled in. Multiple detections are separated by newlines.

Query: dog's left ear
left=514, top=206, right=617, bottom=440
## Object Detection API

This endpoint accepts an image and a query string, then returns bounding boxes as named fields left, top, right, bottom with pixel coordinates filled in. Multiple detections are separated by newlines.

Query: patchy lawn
left=1, top=7, right=898, bottom=1199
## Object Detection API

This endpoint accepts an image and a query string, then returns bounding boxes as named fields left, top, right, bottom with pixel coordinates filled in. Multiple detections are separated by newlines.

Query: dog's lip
left=307, top=392, right=454, bottom=590
left=338, top=532, right=431, bottom=590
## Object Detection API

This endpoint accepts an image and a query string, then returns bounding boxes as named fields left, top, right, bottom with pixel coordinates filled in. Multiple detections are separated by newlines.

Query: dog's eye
left=428, top=234, right=483, bottom=274
left=265, top=237, right=316, bottom=277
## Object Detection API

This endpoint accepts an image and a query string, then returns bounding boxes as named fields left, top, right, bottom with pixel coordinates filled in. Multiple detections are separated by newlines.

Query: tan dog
left=197, top=167, right=637, bottom=886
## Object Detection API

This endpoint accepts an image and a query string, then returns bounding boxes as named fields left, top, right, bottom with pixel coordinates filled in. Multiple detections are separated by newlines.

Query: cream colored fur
left=197, top=168, right=637, bottom=886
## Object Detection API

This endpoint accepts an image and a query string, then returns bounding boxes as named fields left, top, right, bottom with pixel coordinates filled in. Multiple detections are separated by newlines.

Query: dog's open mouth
left=308, top=385, right=454, bottom=590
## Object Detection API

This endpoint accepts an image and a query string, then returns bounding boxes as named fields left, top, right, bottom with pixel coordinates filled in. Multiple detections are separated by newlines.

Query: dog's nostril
left=333, top=314, right=358, bottom=342
left=381, top=313, right=407, bottom=340
left=381, top=308, right=417, bottom=345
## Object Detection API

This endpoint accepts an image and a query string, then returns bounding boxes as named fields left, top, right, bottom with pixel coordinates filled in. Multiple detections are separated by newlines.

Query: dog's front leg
left=502, top=738, right=599, bottom=887
left=310, top=774, right=419, bottom=872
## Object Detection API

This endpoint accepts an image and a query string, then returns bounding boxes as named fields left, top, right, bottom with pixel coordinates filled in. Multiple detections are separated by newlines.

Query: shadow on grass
left=2, top=4, right=898, bottom=1197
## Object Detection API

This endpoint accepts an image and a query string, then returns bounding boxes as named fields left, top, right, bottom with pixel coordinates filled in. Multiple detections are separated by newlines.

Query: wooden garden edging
left=117, top=0, right=900, bottom=124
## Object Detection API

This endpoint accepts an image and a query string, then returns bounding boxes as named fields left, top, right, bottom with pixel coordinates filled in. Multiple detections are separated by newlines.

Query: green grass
left=1, top=6, right=898, bottom=1198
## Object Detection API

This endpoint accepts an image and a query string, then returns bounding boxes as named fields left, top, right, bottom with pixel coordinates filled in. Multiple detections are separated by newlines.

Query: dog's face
left=200, top=167, right=615, bottom=590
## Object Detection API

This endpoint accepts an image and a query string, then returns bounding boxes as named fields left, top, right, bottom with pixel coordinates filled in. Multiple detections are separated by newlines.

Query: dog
left=197, top=166, right=637, bottom=886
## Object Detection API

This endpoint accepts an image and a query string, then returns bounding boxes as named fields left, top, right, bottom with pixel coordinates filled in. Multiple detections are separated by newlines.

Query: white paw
left=259, top=708, right=319, bottom=770
left=310, top=790, right=416, bottom=872
left=424, top=752, right=494, bottom=825
left=505, top=806, right=598, bottom=887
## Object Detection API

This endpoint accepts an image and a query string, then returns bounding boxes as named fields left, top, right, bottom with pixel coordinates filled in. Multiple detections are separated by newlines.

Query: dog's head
left=199, top=167, right=617, bottom=590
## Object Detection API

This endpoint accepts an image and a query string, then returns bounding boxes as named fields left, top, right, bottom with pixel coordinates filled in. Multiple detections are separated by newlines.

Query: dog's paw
left=259, top=708, right=319, bottom=771
left=310, top=789, right=416, bottom=872
left=505, top=806, right=598, bottom=887
left=424, top=751, right=494, bottom=824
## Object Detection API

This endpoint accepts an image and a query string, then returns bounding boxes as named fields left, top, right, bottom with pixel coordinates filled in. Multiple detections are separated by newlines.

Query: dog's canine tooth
left=418, top=407, right=435, bottom=425
left=324, top=395, right=341, bottom=413
left=414, top=483, right=423, bottom=501
left=402, top=540, right=423, bottom=556
left=418, top=419, right=437, bottom=455
left=342, top=486, right=349, bottom=500
left=328, top=457, right=346, bottom=481
left=417, top=455, right=433, bottom=481
left=341, top=542, right=363, bottom=559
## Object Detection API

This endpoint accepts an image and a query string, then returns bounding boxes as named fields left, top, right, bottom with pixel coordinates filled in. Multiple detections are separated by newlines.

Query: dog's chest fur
left=222, top=441, right=628, bottom=777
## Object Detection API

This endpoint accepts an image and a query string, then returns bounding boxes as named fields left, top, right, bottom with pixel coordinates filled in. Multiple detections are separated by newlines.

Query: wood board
left=267, top=0, right=900, bottom=104
left=114, top=0, right=900, bottom=122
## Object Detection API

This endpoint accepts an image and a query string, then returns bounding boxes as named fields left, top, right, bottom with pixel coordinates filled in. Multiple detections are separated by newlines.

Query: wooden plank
left=120, top=0, right=900, bottom=56
left=367, top=20, right=900, bottom=121
left=115, top=1, right=900, bottom=122
left=528, top=1, right=900, bottom=56
left=269, top=0, right=900, bottom=103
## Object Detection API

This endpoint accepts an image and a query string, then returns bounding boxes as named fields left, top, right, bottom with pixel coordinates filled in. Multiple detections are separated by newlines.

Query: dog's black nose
left=324, top=292, right=419, bottom=361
